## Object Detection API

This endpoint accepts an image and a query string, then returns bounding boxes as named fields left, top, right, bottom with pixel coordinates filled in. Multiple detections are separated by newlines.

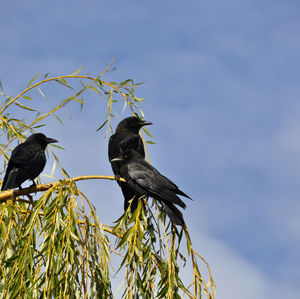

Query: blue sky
left=1, top=0, right=300, bottom=298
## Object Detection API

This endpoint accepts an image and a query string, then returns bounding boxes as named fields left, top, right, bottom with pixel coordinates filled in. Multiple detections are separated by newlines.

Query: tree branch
left=0, top=175, right=125, bottom=202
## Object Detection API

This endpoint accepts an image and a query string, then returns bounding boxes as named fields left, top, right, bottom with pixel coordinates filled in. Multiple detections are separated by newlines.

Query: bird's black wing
left=2, top=143, right=46, bottom=190
left=127, top=161, right=186, bottom=208
left=127, top=161, right=186, bottom=226
left=11, top=143, right=46, bottom=170
left=159, top=173, right=192, bottom=200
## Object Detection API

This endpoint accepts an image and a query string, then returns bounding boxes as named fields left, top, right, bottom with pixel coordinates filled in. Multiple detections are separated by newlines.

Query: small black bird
left=108, top=116, right=152, bottom=210
left=1, top=133, right=58, bottom=191
left=111, top=149, right=192, bottom=226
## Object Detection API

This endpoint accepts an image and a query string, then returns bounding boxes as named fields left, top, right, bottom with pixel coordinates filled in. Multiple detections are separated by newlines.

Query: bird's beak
left=141, top=120, right=152, bottom=126
left=46, top=137, right=58, bottom=144
left=110, top=157, right=123, bottom=163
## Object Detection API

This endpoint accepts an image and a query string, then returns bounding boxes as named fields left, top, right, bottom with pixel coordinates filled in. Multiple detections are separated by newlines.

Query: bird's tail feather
left=175, top=188, right=192, bottom=200
left=161, top=201, right=185, bottom=226
left=1, top=168, right=19, bottom=191
left=161, top=190, right=186, bottom=208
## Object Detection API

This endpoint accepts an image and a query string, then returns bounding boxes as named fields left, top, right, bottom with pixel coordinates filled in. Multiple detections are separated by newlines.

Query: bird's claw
left=26, top=194, right=35, bottom=205
left=29, top=181, right=37, bottom=188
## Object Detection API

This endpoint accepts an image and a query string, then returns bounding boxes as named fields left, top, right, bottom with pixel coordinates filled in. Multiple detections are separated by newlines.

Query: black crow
left=108, top=116, right=152, bottom=210
left=1, top=133, right=58, bottom=191
left=111, top=149, right=192, bottom=226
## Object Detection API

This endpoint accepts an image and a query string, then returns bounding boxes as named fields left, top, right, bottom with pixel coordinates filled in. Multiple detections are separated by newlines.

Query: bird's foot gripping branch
left=0, top=66, right=215, bottom=298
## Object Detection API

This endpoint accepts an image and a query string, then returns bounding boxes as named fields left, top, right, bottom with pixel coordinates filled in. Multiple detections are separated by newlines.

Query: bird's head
left=26, top=133, right=58, bottom=149
left=116, top=116, right=152, bottom=134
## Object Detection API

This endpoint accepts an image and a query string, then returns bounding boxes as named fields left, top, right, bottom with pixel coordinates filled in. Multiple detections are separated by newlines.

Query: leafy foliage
left=0, top=62, right=215, bottom=298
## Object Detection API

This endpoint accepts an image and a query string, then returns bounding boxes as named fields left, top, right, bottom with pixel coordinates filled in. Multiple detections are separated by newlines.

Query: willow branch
left=0, top=175, right=125, bottom=202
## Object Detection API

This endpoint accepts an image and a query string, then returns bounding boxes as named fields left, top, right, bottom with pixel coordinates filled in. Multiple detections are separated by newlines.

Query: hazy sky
left=1, top=1, right=300, bottom=298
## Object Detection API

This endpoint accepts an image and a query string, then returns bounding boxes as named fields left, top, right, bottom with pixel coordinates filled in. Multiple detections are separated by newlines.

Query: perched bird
left=108, top=116, right=152, bottom=210
left=111, top=149, right=192, bottom=226
left=1, top=133, right=58, bottom=191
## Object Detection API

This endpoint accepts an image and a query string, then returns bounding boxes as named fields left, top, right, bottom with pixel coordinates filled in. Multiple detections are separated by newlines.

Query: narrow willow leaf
left=33, top=124, right=46, bottom=129
left=146, top=140, right=156, bottom=144
left=142, top=127, right=153, bottom=138
left=15, top=101, right=36, bottom=111
left=50, top=160, right=56, bottom=177
left=41, top=174, right=55, bottom=179
left=26, top=72, right=40, bottom=88
left=37, top=87, right=46, bottom=98
left=55, top=78, right=73, bottom=89
left=21, top=95, right=33, bottom=100
left=71, top=66, right=84, bottom=75
left=72, top=98, right=85, bottom=104
left=121, top=100, right=127, bottom=114
left=133, top=96, right=145, bottom=103
left=70, top=231, right=79, bottom=241
left=96, top=78, right=104, bottom=87
left=4, top=96, right=12, bottom=104
left=89, top=86, right=100, bottom=94
left=96, top=119, right=108, bottom=132
left=53, top=114, right=64, bottom=125
left=61, top=167, right=70, bottom=178
left=135, top=81, right=145, bottom=86
left=116, top=226, right=134, bottom=250
left=118, top=79, right=133, bottom=87
left=23, top=207, right=43, bottom=237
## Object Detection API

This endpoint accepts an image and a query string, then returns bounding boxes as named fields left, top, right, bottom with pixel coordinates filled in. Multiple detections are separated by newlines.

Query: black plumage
left=108, top=116, right=152, bottom=210
left=1, top=133, right=58, bottom=191
left=111, top=149, right=192, bottom=226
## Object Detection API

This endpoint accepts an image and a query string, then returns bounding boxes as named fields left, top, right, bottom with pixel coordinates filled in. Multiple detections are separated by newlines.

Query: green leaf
left=51, top=144, right=65, bottom=150
left=26, top=72, right=40, bottom=87
left=61, top=167, right=70, bottom=178
left=89, top=86, right=100, bottom=94
left=72, top=98, right=85, bottom=104
left=70, top=231, right=79, bottom=241
left=118, top=79, right=133, bottom=87
left=142, top=127, right=153, bottom=138
left=71, top=66, right=84, bottom=75
left=50, top=160, right=56, bottom=177
left=14, top=101, right=36, bottom=111
left=55, top=78, right=73, bottom=89
left=23, top=207, right=42, bottom=237
left=116, top=226, right=134, bottom=250
left=21, top=95, right=33, bottom=100
left=96, top=119, right=108, bottom=132
left=37, top=87, right=46, bottom=98
left=53, top=114, right=64, bottom=125
left=33, top=124, right=46, bottom=129
left=133, top=96, right=145, bottom=103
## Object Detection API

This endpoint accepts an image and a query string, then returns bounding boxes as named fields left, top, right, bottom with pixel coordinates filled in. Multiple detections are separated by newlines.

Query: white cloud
left=190, top=232, right=300, bottom=299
